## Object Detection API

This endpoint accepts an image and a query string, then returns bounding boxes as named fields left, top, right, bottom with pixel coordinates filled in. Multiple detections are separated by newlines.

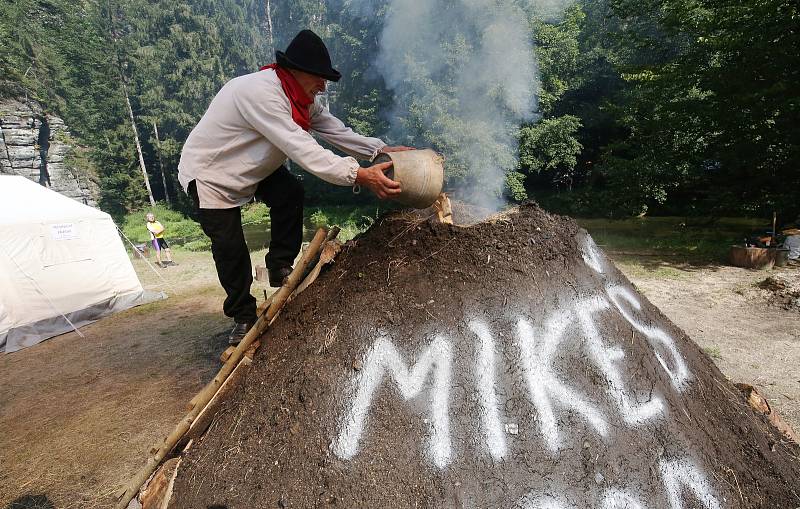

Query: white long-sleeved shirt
left=178, top=68, right=386, bottom=209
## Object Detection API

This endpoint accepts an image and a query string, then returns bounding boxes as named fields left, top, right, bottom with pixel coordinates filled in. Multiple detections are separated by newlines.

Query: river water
left=242, top=220, right=319, bottom=252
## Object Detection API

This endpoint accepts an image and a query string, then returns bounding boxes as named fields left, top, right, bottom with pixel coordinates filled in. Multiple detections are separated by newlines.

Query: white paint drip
left=469, top=320, right=508, bottom=460
left=516, top=314, right=609, bottom=452
left=601, top=488, right=646, bottom=509
left=607, top=285, right=691, bottom=391
left=332, top=334, right=453, bottom=468
left=575, top=296, right=664, bottom=425
left=660, top=458, right=723, bottom=509
left=582, top=235, right=606, bottom=274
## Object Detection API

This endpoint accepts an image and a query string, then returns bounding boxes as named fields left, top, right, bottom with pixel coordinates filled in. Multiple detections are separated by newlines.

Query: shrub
left=308, top=205, right=384, bottom=241
left=242, top=202, right=270, bottom=224
left=183, top=238, right=212, bottom=251
left=120, top=204, right=207, bottom=246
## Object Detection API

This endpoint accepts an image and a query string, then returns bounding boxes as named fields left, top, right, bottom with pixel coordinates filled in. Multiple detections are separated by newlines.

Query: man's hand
left=356, top=161, right=402, bottom=200
left=379, top=145, right=415, bottom=154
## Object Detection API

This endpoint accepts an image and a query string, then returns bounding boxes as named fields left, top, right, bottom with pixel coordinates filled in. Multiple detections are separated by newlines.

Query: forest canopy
left=0, top=0, right=797, bottom=220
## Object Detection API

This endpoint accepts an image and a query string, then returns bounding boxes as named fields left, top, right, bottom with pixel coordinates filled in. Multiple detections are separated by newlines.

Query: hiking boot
left=268, top=266, right=293, bottom=288
left=228, top=320, right=255, bottom=345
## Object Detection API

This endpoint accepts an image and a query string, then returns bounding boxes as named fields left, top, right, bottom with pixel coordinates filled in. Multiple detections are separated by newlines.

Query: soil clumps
left=758, top=274, right=800, bottom=312
left=170, top=203, right=800, bottom=508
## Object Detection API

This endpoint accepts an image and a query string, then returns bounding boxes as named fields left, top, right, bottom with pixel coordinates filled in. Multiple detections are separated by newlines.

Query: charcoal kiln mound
left=171, top=203, right=800, bottom=508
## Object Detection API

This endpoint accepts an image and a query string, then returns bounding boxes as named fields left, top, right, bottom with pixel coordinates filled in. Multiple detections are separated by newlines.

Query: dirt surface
left=171, top=204, right=800, bottom=508
left=757, top=273, right=800, bottom=312
left=617, top=262, right=800, bottom=440
left=0, top=289, right=228, bottom=508
left=2, top=215, right=798, bottom=509
left=0, top=250, right=273, bottom=509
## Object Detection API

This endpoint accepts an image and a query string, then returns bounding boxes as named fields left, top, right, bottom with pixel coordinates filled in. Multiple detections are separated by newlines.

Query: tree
left=519, top=115, right=583, bottom=189
left=603, top=0, right=800, bottom=217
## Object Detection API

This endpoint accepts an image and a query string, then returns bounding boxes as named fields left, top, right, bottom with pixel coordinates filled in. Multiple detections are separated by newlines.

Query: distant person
left=178, top=29, right=412, bottom=345
left=145, top=212, right=174, bottom=268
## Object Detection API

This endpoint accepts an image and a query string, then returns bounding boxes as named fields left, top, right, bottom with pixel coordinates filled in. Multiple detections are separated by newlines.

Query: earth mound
left=171, top=203, right=800, bottom=508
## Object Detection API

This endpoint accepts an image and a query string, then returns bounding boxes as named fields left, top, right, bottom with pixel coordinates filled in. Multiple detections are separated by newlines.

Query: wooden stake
left=219, top=340, right=260, bottom=364
left=254, top=226, right=340, bottom=317
left=159, top=457, right=180, bottom=509
left=139, top=457, right=179, bottom=509
left=256, top=292, right=274, bottom=317
left=293, top=240, right=342, bottom=296
left=115, top=228, right=329, bottom=509
left=434, top=193, right=453, bottom=224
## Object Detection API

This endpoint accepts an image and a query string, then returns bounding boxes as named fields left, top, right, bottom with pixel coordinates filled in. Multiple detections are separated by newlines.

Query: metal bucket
left=374, top=149, right=444, bottom=209
left=774, top=248, right=790, bottom=267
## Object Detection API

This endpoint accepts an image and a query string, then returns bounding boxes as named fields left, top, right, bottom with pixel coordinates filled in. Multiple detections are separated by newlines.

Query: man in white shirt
left=179, top=30, right=410, bottom=345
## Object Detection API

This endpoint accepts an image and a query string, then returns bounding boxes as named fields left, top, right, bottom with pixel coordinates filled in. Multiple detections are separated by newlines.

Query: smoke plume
left=347, top=0, right=570, bottom=211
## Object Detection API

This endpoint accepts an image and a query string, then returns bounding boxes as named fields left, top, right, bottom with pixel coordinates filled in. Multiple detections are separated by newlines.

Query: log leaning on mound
left=115, top=228, right=330, bottom=509
left=217, top=235, right=342, bottom=365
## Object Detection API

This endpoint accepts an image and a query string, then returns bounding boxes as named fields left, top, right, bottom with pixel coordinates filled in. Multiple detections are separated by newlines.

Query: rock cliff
left=0, top=97, right=97, bottom=206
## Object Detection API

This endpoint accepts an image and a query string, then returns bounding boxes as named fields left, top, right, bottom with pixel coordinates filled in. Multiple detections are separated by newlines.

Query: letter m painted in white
left=332, top=334, right=453, bottom=468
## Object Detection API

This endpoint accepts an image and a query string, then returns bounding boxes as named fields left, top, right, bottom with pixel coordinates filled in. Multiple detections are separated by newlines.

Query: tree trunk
left=265, top=0, right=274, bottom=52
left=152, top=120, right=170, bottom=206
left=107, top=0, right=155, bottom=207
left=121, top=80, right=155, bottom=207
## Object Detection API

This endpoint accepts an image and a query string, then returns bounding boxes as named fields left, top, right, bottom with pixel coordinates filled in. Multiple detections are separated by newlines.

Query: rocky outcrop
left=0, top=97, right=97, bottom=206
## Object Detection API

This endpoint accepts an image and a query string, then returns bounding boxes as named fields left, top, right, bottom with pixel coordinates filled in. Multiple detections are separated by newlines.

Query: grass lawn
left=576, top=216, right=770, bottom=265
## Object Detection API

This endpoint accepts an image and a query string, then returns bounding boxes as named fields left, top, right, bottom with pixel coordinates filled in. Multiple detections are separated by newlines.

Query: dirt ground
left=0, top=230, right=798, bottom=508
left=0, top=250, right=273, bottom=508
left=613, top=258, right=800, bottom=434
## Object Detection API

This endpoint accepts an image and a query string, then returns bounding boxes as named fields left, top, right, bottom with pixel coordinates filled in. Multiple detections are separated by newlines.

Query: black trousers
left=189, top=166, right=304, bottom=323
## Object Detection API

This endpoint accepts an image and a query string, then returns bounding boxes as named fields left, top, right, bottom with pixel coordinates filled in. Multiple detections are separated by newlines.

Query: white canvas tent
left=0, top=176, right=164, bottom=353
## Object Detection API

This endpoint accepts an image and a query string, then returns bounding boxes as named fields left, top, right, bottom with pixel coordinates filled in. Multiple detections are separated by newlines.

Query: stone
left=4, top=128, right=36, bottom=145
left=0, top=96, right=97, bottom=206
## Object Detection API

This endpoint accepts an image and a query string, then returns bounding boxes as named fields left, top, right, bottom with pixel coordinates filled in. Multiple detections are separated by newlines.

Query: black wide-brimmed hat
left=276, top=29, right=342, bottom=82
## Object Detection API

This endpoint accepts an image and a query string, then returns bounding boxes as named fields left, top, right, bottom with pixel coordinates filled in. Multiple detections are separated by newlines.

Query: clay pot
left=375, top=149, right=444, bottom=209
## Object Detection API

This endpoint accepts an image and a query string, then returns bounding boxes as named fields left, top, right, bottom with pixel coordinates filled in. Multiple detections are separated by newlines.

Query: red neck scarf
left=261, top=63, right=312, bottom=131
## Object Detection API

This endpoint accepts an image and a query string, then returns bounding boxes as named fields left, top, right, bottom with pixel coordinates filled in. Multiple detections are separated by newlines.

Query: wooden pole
left=188, top=357, right=252, bottom=440
left=115, top=228, right=328, bottom=509
left=434, top=193, right=453, bottom=224
left=152, top=120, right=170, bottom=206
left=265, top=0, right=274, bottom=52
left=121, top=73, right=155, bottom=207
left=106, top=0, right=155, bottom=207
left=772, top=211, right=777, bottom=246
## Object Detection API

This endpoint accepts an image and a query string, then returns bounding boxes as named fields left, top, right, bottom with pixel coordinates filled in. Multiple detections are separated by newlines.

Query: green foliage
left=514, top=7, right=588, bottom=197
left=2, top=0, right=796, bottom=222
left=182, top=238, right=212, bottom=251
left=505, top=171, right=528, bottom=202
left=241, top=203, right=270, bottom=225
left=519, top=115, right=583, bottom=187
left=120, top=204, right=205, bottom=244
left=532, top=6, right=585, bottom=116
left=597, top=0, right=800, bottom=217
left=308, top=205, right=384, bottom=241
left=345, top=90, right=382, bottom=138
left=577, top=216, right=766, bottom=263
